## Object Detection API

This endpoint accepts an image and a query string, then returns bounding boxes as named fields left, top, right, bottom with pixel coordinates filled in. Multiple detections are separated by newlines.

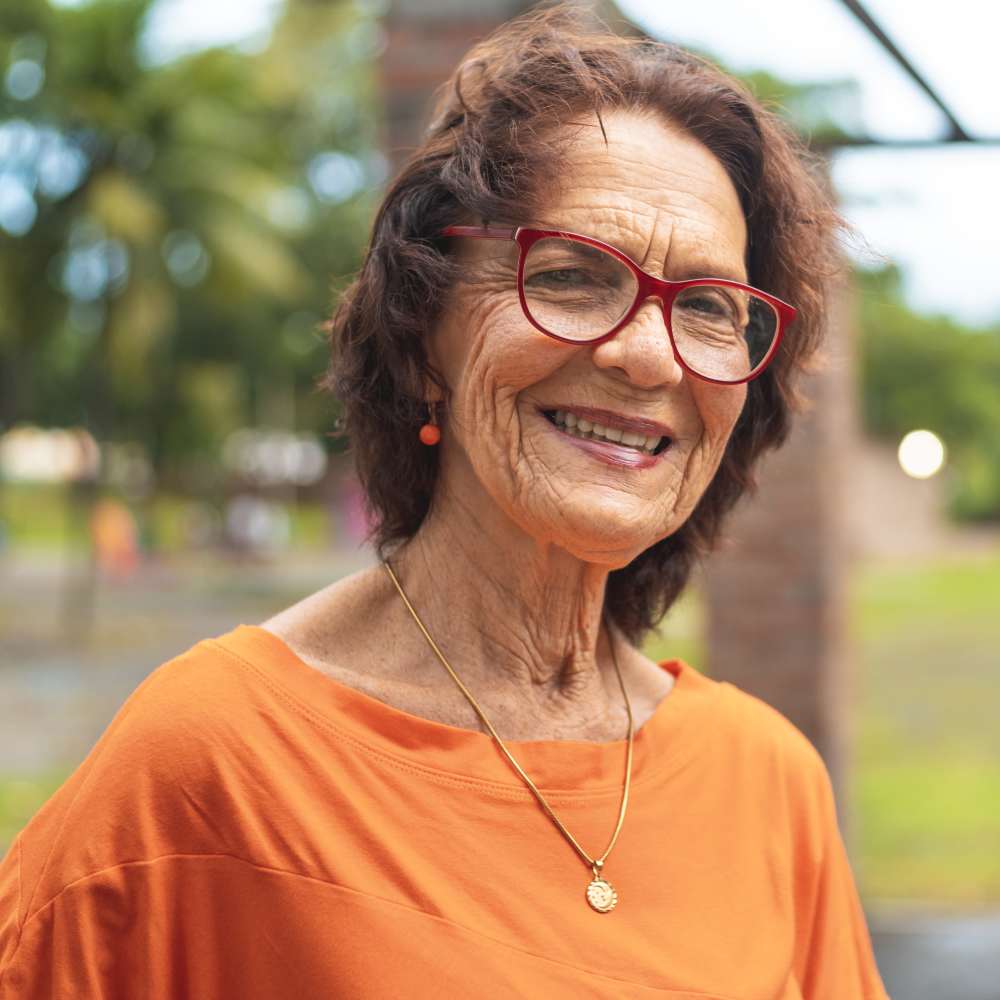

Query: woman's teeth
left=550, top=410, right=663, bottom=454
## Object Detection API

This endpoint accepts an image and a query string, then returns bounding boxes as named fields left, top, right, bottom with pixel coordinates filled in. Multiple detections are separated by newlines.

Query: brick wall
left=380, top=0, right=532, bottom=172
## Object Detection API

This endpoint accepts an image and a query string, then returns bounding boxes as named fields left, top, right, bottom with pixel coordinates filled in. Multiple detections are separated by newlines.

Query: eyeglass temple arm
left=440, top=225, right=516, bottom=239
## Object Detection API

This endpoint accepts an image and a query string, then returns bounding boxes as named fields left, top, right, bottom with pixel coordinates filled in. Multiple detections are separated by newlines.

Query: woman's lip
left=539, top=405, right=674, bottom=439
left=542, top=415, right=667, bottom=470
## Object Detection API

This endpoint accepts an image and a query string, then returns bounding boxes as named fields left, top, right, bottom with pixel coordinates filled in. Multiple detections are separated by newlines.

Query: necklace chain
left=382, top=559, right=634, bottom=911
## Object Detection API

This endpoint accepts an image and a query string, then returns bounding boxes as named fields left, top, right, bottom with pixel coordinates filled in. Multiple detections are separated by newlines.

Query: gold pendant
left=586, top=876, right=618, bottom=912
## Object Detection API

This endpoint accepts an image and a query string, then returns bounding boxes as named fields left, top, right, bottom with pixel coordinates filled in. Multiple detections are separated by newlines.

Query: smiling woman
left=413, top=112, right=757, bottom=573
left=0, top=5, right=891, bottom=999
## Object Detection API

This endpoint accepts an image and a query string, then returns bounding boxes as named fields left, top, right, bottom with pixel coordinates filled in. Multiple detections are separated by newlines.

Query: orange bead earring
left=418, top=401, right=441, bottom=445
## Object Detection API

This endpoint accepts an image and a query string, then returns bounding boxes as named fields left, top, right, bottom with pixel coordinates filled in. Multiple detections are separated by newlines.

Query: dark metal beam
left=835, top=0, right=973, bottom=142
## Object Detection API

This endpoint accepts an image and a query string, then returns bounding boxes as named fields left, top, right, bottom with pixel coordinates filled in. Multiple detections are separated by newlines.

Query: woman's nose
left=589, top=299, right=685, bottom=389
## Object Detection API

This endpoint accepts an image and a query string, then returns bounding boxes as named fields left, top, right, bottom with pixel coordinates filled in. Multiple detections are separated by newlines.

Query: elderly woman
left=0, top=8, right=890, bottom=999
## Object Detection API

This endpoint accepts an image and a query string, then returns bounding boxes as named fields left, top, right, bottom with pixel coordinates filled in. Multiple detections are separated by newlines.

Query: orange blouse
left=0, top=624, right=890, bottom=998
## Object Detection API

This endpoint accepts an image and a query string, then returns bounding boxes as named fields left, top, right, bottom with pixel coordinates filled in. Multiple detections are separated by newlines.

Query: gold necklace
left=382, top=559, right=634, bottom=913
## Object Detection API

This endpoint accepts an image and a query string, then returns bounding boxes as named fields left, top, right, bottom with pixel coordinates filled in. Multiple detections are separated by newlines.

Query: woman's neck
left=388, top=482, right=623, bottom=717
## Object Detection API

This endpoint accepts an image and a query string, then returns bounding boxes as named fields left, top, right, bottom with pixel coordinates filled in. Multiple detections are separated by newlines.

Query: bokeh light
left=898, top=429, right=946, bottom=479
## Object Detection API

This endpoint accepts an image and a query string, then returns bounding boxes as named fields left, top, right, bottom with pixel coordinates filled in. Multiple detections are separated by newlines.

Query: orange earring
left=419, top=401, right=441, bottom=445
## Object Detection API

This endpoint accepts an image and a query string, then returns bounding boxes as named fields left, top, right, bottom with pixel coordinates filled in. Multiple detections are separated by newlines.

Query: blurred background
left=0, top=0, right=997, bottom=995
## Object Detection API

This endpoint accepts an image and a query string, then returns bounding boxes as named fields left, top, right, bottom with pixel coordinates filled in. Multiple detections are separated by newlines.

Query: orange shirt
left=0, top=624, right=890, bottom=998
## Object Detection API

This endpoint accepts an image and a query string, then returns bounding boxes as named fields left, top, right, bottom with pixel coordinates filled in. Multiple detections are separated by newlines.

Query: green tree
left=856, top=264, right=1000, bottom=520
left=1, top=0, right=380, bottom=634
left=1, top=0, right=378, bottom=473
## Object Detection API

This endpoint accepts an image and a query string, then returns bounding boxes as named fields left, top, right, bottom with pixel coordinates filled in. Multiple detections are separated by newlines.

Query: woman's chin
left=516, top=496, right=672, bottom=566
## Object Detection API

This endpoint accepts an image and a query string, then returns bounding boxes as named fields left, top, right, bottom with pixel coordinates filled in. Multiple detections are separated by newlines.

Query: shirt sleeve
left=0, top=836, right=23, bottom=987
left=791, top=746, right=892, bottom=1000
left=0, top=646, right=237, bottom=999
left=0, top=688, right=160, bottom=998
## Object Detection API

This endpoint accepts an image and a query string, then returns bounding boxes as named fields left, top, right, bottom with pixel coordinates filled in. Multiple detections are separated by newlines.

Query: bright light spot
left=5, top=59, right=45, bottom=101
left=222, top=428, right=328, bottom=486
left=37, top=139, right=88, bottom=199
left=0, top=425, right=100, bottom=482
left=0, top=175, right=37, bottom=236
left=61, top=239, right=130, bottom=300
left=307, top=151, right=365, bottom=204
left=898, top=429, right=946, bottom=479
left=0, top=119, right=37, bottom=163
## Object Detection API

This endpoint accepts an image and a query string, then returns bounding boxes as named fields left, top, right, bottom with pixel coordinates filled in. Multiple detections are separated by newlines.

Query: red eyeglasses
left=440, top=225, right=796, bottom=385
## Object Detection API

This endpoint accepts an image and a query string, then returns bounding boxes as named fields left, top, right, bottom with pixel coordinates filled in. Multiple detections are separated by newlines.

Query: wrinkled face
left=426, top=110, right=750, bottom=567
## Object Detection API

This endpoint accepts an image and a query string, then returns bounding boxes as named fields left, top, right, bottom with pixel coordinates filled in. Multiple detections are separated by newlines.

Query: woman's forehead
left=530, top=111, right=749, bottom=281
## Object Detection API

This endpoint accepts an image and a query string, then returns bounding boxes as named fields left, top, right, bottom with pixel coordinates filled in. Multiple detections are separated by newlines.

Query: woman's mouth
left=542, top=409, right=672, bottom=456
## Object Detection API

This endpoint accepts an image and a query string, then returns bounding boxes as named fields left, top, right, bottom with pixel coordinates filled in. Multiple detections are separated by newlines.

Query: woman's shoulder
left=1, top=635, right=258, bottom=938
left=708, top=676, right=835, bottom=804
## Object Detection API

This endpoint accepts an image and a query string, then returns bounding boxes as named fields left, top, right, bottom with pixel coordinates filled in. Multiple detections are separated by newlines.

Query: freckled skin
left=262, top=111, right=750, bottom=741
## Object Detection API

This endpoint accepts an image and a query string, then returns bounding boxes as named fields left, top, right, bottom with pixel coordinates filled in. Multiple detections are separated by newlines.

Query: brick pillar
left=704, top=248, right=859, bottom=830
left=381, top=0, right=532, bottom=171
left=380, top=1, right=634, bottom=169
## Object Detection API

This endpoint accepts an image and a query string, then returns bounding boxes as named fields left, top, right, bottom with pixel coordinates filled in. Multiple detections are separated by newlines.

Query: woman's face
left=426, top=110, right=750, bottom=567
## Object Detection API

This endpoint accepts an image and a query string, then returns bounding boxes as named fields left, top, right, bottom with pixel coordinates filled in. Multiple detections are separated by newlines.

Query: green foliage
left=856, top=265, right=1000, bottom=520
left=641, top=585, right=704, bottom=669
left=0, top=0, right=376, bottom=481
left=740, top=68, right=863, bottom=147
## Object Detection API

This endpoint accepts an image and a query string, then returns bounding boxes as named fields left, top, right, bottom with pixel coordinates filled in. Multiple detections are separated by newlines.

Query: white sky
left=53, top=0, right=1000, bottom=327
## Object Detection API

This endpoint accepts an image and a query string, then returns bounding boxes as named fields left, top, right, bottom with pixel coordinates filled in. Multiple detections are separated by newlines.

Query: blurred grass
left=852, top=551, right=1000, bottom=903
left=0, top=482, right=329, bottom=552
left=0, top=482, right=83, bottom=549
left=0, top=768, right=74, bottom=858
left=2, top=534, right=998, bottom=904
left=643, top=549, right=1000, bottom=904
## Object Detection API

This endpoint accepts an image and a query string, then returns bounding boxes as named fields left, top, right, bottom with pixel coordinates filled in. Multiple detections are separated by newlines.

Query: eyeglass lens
left=522, top=236, right=779, bottom=382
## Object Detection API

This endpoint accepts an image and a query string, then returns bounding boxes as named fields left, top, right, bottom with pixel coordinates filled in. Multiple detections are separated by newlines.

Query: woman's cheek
left=673, top=391, right=744, bottom=519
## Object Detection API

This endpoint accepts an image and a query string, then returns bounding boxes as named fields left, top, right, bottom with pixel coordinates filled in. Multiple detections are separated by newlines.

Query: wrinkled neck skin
left=389, top=463, right=637, bottom=732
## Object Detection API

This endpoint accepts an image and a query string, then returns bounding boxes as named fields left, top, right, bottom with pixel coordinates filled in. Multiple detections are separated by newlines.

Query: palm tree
left=0, top=0, right=378, bottom=638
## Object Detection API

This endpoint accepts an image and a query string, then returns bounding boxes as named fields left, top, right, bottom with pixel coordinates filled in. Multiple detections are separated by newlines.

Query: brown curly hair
left=319, top=3, right=851, bottom=644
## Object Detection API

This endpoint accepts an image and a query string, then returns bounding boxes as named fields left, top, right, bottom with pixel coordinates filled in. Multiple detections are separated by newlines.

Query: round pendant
left=586, top=877, right=618, bottom=912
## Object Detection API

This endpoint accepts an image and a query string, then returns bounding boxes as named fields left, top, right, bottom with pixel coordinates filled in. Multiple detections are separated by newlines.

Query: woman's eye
left=684, top=293, right=728, bottom=316
left=529, top=267, right=592, bottom=288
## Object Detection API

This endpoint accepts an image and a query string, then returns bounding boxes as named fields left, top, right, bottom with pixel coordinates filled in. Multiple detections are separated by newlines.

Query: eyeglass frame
left=439, top=225, right=797, bottom=386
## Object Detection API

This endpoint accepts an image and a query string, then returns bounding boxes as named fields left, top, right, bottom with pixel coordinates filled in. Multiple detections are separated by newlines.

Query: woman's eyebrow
left=608, top=233, right=749, bottom=284
left=666, top=260, right=749, bottom=285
